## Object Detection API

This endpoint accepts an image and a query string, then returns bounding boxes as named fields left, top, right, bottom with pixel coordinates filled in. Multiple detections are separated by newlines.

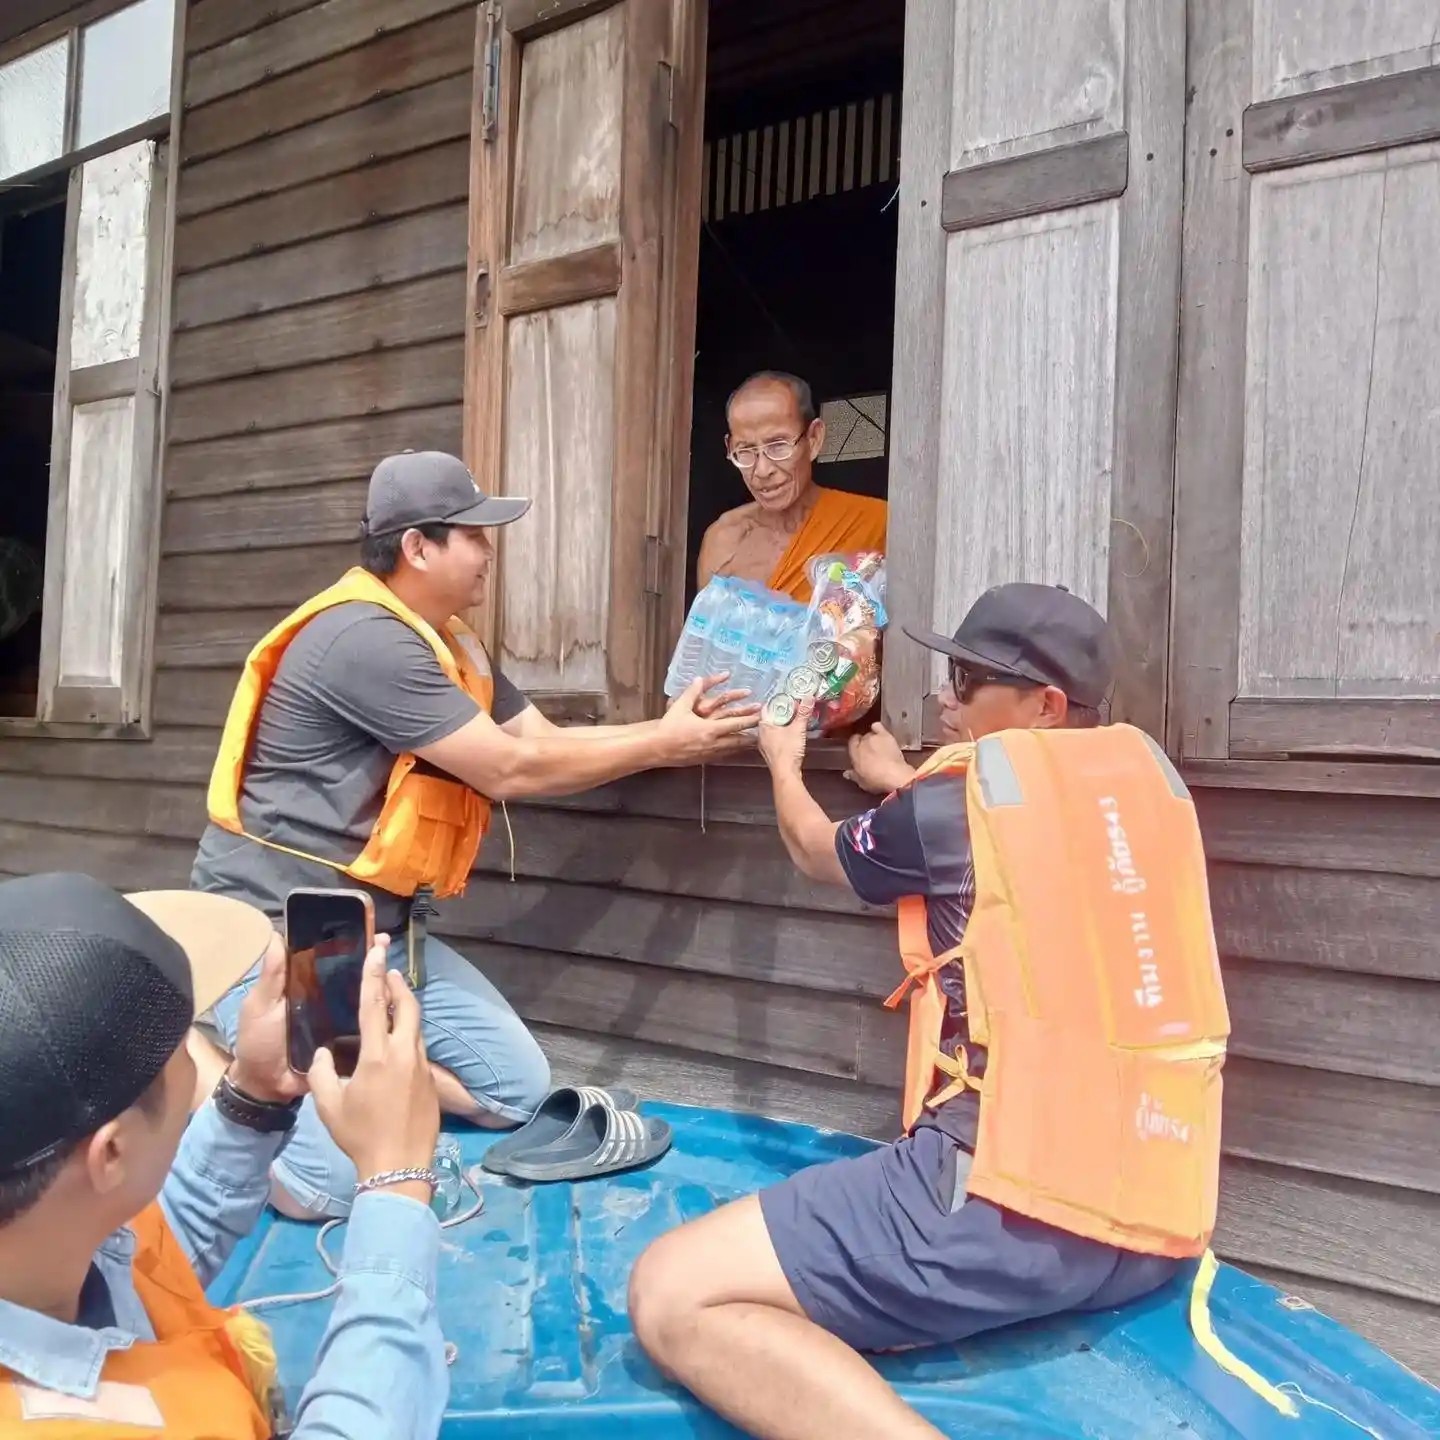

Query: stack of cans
left=762, top=640, right=860, bottom=729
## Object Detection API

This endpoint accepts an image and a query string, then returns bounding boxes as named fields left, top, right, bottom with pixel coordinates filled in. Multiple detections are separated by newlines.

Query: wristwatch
left=213, top=1073, right=303, bottom=1134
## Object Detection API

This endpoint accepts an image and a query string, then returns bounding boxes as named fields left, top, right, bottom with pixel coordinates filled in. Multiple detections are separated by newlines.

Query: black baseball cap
left=359, top=451, right=532, bottom=537
left=903, top=583, right=1113, bottom=709
left=0, top=874, right=273, bottom=1178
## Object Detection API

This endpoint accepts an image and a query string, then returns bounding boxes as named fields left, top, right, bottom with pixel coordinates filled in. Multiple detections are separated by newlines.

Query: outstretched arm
left=756, top=704, right=849, bottom=887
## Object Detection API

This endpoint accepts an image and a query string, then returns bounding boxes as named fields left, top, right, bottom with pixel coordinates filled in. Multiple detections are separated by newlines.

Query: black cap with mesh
left=0, top=873, right=197, bottom=1177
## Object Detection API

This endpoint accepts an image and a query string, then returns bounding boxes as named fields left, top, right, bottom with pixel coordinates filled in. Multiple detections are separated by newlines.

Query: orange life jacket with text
left=885, top=724, right=1230, bottom=1259
left=0, top=1205, right=276, bottom=1437
left=208, top=567, right=494, bottom=900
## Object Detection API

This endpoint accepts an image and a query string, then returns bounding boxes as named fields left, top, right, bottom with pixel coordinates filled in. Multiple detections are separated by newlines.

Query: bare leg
left=430, top=1062, right=511, bottom=1129
left=629, top=1196, right=946, bottom=1440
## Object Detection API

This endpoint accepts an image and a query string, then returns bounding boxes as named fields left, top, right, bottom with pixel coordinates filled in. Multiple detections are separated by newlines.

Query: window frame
left=0, top=0, right=182, bottom=740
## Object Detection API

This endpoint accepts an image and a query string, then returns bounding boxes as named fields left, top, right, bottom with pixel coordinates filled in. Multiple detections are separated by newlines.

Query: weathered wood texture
left=1172, top=0, right=1440, bottom=761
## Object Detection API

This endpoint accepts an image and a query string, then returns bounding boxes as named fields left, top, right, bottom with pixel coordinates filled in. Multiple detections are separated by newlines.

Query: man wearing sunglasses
left=696, top=372, right=887, bottom=603
left=629, top=584, right=1179, bottom=1440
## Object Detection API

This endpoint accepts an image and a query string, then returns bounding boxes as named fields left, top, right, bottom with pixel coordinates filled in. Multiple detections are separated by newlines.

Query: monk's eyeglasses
left=728, top=432, right=808, bottom=471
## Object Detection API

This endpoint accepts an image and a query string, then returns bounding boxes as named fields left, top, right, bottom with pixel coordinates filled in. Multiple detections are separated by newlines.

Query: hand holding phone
left=285, top=888, right=376, bottom=1076
left=309, top=945, right=440, bottom=1190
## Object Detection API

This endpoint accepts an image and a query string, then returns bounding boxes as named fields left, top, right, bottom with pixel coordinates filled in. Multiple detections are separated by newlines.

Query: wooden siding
left=0, top=0, right=1435, bottom=1396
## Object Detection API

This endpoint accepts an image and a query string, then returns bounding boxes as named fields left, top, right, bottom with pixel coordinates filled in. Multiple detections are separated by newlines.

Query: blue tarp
left=208, top=1103, right=1440, bottom=1438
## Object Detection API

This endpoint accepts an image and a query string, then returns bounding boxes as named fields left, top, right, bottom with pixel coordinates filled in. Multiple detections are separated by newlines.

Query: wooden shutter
left=464, top=0, right=705, bottom=724
left=1171, top=1, right=1440, bottom=762
left=883, top=0, right=1185, bottom=748
left=37, top=137, right=168, bottom=727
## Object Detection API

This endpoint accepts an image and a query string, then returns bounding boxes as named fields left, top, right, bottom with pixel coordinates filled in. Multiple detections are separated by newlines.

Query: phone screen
left=284, top=890, right=373, bottom=1076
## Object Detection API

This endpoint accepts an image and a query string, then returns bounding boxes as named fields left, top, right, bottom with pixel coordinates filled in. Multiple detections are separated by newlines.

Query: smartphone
left=284, top=888, right=375, bottom=1077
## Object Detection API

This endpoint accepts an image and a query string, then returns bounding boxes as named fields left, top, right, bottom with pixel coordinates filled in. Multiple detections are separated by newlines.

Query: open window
left=465, top=0, right=907, bottom=723
left=0, top=0, right=177, bottom=733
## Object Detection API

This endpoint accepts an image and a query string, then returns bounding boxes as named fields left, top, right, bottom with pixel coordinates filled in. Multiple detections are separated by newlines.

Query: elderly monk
left=697, top=372, right=888, bottom=603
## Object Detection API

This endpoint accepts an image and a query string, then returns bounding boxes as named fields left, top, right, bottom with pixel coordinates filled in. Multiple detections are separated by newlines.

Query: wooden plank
left=1237, top=146, right=1440, bottom=710
left=1216, top=1158, right=1439, bottom=1306
left=1240, top=1266, right=1439, bottom=1386
left=480, top=805, right=876, bottom=916
left=185, top=0, right=475, bottom=109
left=177, top=72, right=472, bottom=219
left=881, top=0, right=955, bottom=748
left=153, top=668, right=239, bottom=729
left=1209, top=864, right=1440, bottom=982
left=163, top=481, right=367, bottom=557
left=183, top=8, right=476, bottom=163
left=1106, top=0, right=1185, bottom=739
left=0, top=727, right=219, bottom=785
left=1166, top=0, right=1252, bottom=758
left=174, top=203, right=467, bottom=331
left=1244, top=65, right=1440, bottom=173
left=1194, top=786, right=1440, bottom=877
left=170, top=272, right=465, bottom=388
left=949, top=0, right=1125, bottom=162
left=167, top=339, right=464, bottom=445
left=160, top=544, right=354, bottom=612
left=0, top=822, right=196, bottom=889
left=504, top=0, right=623, bottom=40
left=69, top=358, right=140, bottom=406
left=155, top=609, right=291, bottom=670
left=173, top=138, right=469, bottom=275
left=1184, top=758, right=1440, bottom=800
left=186, top=0, right=315, bottom=56
left=0, top=775, right=207, bottom=845
left=499, top=242, right=623, bottom=316
left=442, top=875, right=889, bottom=998
left=929, top=203, right=1119, bottom=729
left=1223, top=957, right=1439, bottom=1086
left=166, top=405, right=462, bottom=498
left=453, top=941, right=879, bottom=1083
left=536, top=1023, right=899, bottom=1142
left=1223, top=1057, right=1440, bottom=1195
left=602, top=0, right=671, bottom=723
left=1229, top=698, right=1440, bottom=760
left=940, top=131, right=1129, bottom=232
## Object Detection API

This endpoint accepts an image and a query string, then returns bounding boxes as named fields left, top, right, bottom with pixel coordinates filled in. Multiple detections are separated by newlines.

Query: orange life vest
left=207, top=567, right=494, bottom=900
left=0, top=1205, right=275, bottom=1437
left=886, top=724, right=1231, bottom=1259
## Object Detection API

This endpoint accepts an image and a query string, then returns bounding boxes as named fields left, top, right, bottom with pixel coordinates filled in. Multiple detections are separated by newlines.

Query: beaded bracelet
left=354, top=1167, right=440, bottom=1197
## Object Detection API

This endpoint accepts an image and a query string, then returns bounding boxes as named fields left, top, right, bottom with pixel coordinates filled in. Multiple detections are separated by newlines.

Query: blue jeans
left=209, top=934, right=550, bottom=1218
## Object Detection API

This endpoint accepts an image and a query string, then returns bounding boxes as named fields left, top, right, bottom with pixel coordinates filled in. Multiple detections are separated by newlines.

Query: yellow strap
left=925, top=1046, right=982, bottom=1113
left=1189, top=1250, right=1298, bottom=1418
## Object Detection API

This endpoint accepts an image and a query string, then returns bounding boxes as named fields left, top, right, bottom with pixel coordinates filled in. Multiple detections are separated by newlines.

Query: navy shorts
left=759, top=1123, right=1179, bottom=1353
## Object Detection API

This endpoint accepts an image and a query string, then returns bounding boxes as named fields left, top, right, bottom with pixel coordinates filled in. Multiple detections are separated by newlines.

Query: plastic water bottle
left=734, top=602, right=794, bottom=704
left=665, top=577, right=732, bottom=697
left=703, top=585, right=755, bottom=692
left=431, top=1136, right=464, bottom=1219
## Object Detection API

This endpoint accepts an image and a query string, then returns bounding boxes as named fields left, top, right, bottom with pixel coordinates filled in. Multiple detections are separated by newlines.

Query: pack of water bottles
left=664, top=576, right=809, bottom=708
left=665, top=553, right=889, bottom=737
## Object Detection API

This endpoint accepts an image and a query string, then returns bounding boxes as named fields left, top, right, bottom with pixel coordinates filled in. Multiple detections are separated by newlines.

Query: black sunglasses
left=946, top=658, right=1040, bottom=704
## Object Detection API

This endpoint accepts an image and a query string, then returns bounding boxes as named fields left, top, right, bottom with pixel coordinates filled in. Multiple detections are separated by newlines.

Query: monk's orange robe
left=767, top=488, right=888, bottom=603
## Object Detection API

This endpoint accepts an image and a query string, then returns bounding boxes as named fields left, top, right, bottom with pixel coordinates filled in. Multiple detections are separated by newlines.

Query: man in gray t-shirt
left=195, top=452, right=756, bottom=1219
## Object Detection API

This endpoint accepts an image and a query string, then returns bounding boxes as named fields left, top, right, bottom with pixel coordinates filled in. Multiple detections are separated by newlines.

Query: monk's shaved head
left=726, top=371, right=816, bottom=428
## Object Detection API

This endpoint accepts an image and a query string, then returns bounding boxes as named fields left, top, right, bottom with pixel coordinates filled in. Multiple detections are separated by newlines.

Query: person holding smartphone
left=0, top=873, right=450, bottom=1437
left=191, top=451, right=759, bottom=1220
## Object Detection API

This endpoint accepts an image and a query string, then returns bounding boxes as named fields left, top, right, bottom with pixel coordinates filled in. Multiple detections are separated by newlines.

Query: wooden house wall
left=0, top=0, right=1434, bottom=1391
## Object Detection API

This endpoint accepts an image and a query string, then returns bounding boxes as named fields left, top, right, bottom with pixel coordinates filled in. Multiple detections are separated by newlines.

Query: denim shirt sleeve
left=159, top=1101, right=289, bottom=1287
left=291, top=1194, right=449, bottom=1439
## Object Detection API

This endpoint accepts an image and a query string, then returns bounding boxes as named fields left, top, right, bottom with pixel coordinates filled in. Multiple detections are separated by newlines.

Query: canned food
left=784, top=665, right=821, bottom=700
left=762, top=692, right=797, bottom=727
left=807, top=640, right=839, bottom=674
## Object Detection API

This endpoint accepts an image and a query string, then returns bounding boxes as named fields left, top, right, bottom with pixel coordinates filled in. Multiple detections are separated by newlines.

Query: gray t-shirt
left=191, top=602, right=529, bottom=932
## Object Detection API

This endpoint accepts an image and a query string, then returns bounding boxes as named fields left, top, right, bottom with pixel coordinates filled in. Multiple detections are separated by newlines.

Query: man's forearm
left=771, top=766, right=847, bottom=886
left=491, top=726, right=677, bottom=798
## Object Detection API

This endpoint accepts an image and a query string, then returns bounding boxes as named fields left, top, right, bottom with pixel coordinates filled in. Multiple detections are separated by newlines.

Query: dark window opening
left=0, top=175, right=66, bottom=719
left=685, top=0, right=907, bottom=598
